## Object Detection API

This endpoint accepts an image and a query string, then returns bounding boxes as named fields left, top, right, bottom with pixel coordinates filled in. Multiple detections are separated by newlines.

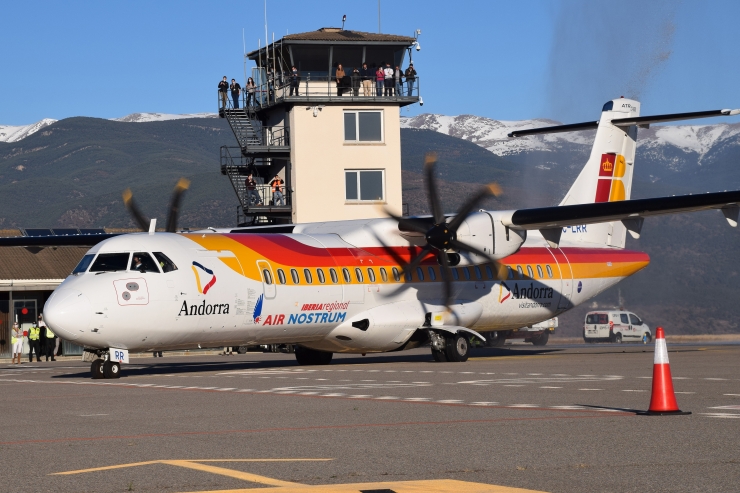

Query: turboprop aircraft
left=23, top=98, right=740, bottom=379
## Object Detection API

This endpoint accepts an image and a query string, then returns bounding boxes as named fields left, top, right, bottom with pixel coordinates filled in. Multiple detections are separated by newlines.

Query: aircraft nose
left=43, top=288, right=92, bottom=341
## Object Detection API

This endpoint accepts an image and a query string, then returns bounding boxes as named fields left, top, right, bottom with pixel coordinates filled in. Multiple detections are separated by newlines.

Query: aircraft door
left=547, top=247, right=573, bottom=310
left=256, top=260, right=277, bottom=300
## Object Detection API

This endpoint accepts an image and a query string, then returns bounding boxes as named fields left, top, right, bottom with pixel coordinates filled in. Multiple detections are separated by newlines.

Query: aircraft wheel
left=532, top=331, right=549, bottom=346
left=431, top=348, right=447, bottom=362
left=486, top=331, right=507, bottom=347
left=91, top=359, right=105, bottom=379
left=445, top=333, right=470, bottom=362
left=103, top=361, right=121, bottom=379
left=295, top=346, right=333, bottom=365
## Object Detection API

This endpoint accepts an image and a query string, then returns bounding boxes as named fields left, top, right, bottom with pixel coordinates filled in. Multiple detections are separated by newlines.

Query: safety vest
left=272, top=180, right=283, bottom=192
left=29, top=326, right=40, bottom=341
left=11, top=330, right=20, bottom=344
left=46, top=327, right=55, bottom=339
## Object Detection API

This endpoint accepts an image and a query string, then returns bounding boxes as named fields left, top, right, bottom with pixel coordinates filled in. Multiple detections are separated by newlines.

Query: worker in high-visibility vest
left=11, top=323, right=24, bottom=365
left=27, top=324, right=42, bottom=362
left=43, top=325, right=57, bottom=362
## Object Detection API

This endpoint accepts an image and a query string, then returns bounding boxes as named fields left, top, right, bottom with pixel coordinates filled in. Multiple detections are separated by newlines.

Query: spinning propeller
left=122, top=178, right=190, bottom=233
left=384, top=153, right=503, bottom=309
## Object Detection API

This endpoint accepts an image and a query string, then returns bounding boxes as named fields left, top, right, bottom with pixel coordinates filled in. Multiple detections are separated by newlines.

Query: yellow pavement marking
left=178, top=479, right=547, bottom=492
left=161, top=460, right=296, bottom=487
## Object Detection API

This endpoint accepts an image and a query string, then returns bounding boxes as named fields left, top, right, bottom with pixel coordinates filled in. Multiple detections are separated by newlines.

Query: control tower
left=218, top=27, right=420, bottom=225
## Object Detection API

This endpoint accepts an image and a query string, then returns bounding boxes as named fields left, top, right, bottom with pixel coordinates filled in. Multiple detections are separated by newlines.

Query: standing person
left=351, top=67, right=360, bottom=96
left=43, top=324, right=56, bottom=362
left=335, top=64, right=345, bottom=96
left=11, top=323, right=24, bottom=364
left=394, top=65, right=403, bottom=96
left=289, top=66, right=300, bottom=96
left=245, top=77, right=256, bottom=107
left=218, top=76, right=229, bottom=109
left=270, top=175, right=285, bottom=206
left=267, top=68, right=275, bottom=102
left=27, top=323, right=41, bottom=363
left=405, top=62, right=417, bottom=97
left=230, top=78, right=241, bottom=109
left=383, top=62, right=394, bottom=96
left=245, top=173, right=262, bottom=206
left=360, top=62, right=372, bottom=96
left=375, top=65, right=384, bottom=96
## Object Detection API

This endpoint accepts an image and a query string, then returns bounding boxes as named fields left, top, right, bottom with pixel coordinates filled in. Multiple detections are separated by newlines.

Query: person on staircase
left=230, top=79, right=241, bottom=109
left=245, top=173, right=262, bottom=206
left=218, top=76, right=229, bottom=109
left=289, top=66, right=300, bottom=96
left=246, top=77, right=256, bottom=107
left=271, top=175, right=285, bottom=206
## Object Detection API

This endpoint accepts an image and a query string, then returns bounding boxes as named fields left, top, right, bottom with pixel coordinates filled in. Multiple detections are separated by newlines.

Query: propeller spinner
left=123, top=178, right=190, bottom=233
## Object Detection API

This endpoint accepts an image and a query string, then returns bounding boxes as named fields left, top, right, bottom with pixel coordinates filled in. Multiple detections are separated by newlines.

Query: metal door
left=547, top=248, right=573, bottom=310
left=256, top=260, right=277, bottom=300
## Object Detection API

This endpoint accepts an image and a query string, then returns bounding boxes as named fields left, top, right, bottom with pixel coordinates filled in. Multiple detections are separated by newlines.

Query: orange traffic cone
left=640, top=327, right=690, bottom=416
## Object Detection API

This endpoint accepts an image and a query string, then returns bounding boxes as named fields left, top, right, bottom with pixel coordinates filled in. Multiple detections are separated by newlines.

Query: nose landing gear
left=429, top=330, right=470, bottom=363
left=90, top=358, right=121, bottom=379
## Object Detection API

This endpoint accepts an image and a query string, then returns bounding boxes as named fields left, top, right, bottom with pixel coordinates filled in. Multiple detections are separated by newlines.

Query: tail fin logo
left=601, top=158, right=613, bottom=173
left=253, top=294, right=263, bottom=323
left=192, top=261, right=217, bottom=294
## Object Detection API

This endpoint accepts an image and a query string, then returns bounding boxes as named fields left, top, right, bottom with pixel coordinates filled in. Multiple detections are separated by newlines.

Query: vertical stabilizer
left=559, top=98, right=641, bottom=248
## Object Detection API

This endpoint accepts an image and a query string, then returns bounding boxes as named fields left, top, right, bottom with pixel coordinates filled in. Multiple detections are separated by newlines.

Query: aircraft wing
left=503, top=190, right=740, bottom=231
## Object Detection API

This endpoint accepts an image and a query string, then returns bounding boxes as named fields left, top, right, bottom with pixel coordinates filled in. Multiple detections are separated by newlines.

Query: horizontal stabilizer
left=504, top=190, right=740, bottom=230
left=508, top=121, right=598, bottom=138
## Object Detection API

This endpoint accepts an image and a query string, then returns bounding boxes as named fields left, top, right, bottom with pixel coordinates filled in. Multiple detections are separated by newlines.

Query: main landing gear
left=91, top=359, right=121, bottom=379
left=429, top=331, right=470, bottom=363
left=294, top=346, right=333, bottom=365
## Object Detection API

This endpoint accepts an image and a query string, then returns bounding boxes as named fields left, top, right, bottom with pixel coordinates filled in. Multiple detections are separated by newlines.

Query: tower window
left=344, top=111, right=383, bottom=142
left=345, top=170, right=384, bottom=202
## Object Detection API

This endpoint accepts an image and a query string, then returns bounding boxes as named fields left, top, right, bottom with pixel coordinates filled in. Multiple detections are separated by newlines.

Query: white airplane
left=29, top=98, right=739, bottom=379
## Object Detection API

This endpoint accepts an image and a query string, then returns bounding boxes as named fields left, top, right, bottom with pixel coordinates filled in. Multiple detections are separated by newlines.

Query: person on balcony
left=289, top=66, right=300, bottom=96
left=267, top=69, right=275, bottom=102
left=375, top=65, right=384, bottom=96
left=245, top=173, right=262, bottom=206
left=405, top=63, right=417, bottom=96
left=394, top=65, right=403, bottom=97
left=335, top=64, right=345, bottom=96
left=246, top=77, right=256, bottom=107
left=360, top=62, right=373, bottom=96
left=230, top=79, right=241, bottom=109
left=271, top=175, right=285, bottom=206
left=383, top=62, right=394, bottom=96
left=218, top=76, right=229, bottom=109
left=351, top=67, right=361, bottom=96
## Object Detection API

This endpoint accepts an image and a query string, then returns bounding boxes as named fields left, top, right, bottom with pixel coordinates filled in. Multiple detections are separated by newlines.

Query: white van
left=583, top=311, right=651, bottom=343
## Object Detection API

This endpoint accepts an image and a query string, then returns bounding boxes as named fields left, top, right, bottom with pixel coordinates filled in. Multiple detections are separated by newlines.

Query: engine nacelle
left=456, top=211, right=526, bottom=261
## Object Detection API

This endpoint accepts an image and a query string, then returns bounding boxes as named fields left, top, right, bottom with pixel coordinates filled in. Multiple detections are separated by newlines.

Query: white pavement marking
left=79, top=414, right=108, bottom=416
left=509, top=404, right=540, bottom=408
left=551, top=405, right=587, bottom=410
left=709, top=405, right=740, bottom=410
left=540, top=386, right=562, bottom=389
left=705, top=378, right=728, bottom=381
left=375, top=396, right=399, bottom=400
left=504, top=385, right=524, bottom=387
left=404, top=398, right=431, bottom=401
left=471, top=402, right=499, bottom=406
left=675, top=392, right=695, bottom=394
left=347, top=395, right=373, bottom=398
left=578, top=388, right=603, bottom=391
left=458, top=375, right=623, bottom=385
left=701, top=413, right=740, bottom=419
left=437, top=400, right=463, bottom=403
left=723, top=394, right=740, bottom=396
left=621, top=390, right=646, bottom=392
left=321, top=393, right=346, bottom=397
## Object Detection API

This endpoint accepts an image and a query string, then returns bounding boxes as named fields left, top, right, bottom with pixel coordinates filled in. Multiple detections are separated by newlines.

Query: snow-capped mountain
left=0, top=113, right=217, bottom=142
left=0, top=119, right=57, bottom=143
left=401, top=113, right=740, bottom=162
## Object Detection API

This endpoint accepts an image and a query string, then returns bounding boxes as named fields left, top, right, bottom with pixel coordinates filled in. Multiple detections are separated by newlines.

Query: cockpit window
left=130, top=252, right=160, bottom=273
left=90, top=253, right=130, bottom=272
left=153, top=252, right=178, bottom=273
left=72, top=254, right=96, bottom=274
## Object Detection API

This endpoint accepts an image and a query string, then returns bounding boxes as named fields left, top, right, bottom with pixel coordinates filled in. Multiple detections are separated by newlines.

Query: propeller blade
left=437, top=251, right=454, bottom=310
left=383, top=208, right=429, bottom=235
left=404, top=244, right=433, bottom=277
left=122, top=188, right=151, bottom=231
left=449, top=238, right=508, bottom=280
left=424, top=153, right=445, bottom=224
left=165, top=178, right=191, bottom=233
left=446, top=183, right=502, bottom=233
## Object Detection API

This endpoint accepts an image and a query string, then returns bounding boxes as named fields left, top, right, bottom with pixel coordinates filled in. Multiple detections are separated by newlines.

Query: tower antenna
left=378, top=0, right=381, bottom=33
left=242, top=28, right=247, bottom=87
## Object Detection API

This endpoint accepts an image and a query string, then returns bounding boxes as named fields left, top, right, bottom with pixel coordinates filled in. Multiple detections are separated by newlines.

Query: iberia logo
left=498, top=282, right=511, bottom=303
left=253, top=294, right=263, bottom=323
left=191, top=261, right=217, bottom=294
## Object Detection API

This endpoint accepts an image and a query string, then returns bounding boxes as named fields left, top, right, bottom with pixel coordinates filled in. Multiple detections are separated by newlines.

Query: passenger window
left=291, top=268, right=300, bottom=284
left=474, top=266, right=482, bottom=280
left=536, top=265, right=544, bottom=278
left=277, top=269, right=286, bottom=284
left=342, top=268, right=351, bottom=283
left=516, top=266, right=524, bottom=278
left=392, top=267, right=401, bottom=282
left=452, top=268, right=460, bottom=281
left=629, top=314, right=641, bottom=325
left=262, top=269, right=273, bottom=285
left=355, top=268, right=364, bottom=283
left=428, top=266, right=436, bottom=281
left=546, top=265, right=553, bottom=278
left=405, top=271, right=412, bottom=282
left=304, top=269, right=313, bottom=284
left=462, top=267, right=471, bottom=280
left=526, top=265, right=534, bottom=278
left=367, top=268, right=376, bottom=283
left=153, top=252, right=178, bottom=273
left=330, top=268, right=339, bottom=283
left=380, top=267, right=388, bottom=282
left=485, top=265, right=494, bottom=279
left=130, top=253, right=160, bottom=273
left=507, top=266, right=514, bottom=280
left=620, top=314, right=629, bottom=324
left=414, top=267, right=423, bottom=281
left=73, top=254, right=95, bottom=274
left=317, top=268, right=326, bottom=284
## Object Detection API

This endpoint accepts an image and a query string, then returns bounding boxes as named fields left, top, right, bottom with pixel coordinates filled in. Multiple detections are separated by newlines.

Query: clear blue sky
left=1, top=0, right=739, bottom=125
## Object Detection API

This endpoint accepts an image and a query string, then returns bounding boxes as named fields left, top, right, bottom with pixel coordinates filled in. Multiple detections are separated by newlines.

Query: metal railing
left=218, top=75, right=420, bottom=110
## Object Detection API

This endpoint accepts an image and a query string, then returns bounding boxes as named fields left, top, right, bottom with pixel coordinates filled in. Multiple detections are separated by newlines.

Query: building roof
left=283, top=28, right=415, bottom=43
left=0, top=246, right=87, bottom=281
